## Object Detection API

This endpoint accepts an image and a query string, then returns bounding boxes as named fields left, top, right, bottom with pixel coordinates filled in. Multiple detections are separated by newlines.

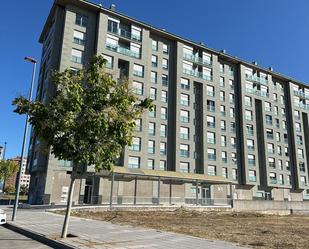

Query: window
left=162, top=74, right=168, bottom=86
left=267, top=143, right=274, bottom=154
left=151, top=71, right=157, bottom=84
left=180, top=162, right=189, bottom=173
left=132, top=81, right=143, bottom=95
left=295, top=123, right=301, bottom=132
left=160, top=124, right=167, bottom=137
left=160, top=142, right=167, bottom=155
left=285, top=147, right=289, bottom=157
left=207, top=100, right=215, bottom=112
left=150, top=87, right=157, bottom=100
left=148, top=140, right=155, bottom=154
left=207, top=116, right=215, bottom=128
left=232, top=169, right=237, bottom=180
left=220, top=63, right=224, bottom=73
left=180, top=127, right=189, bottom=140
left=131, top=25, right=141, bottom=41
left=222, top=151, right=227, bottom=163
left=151, top=55, right=158, bottom=67
left=102, top=54, right=113, bottom=68
left=294, top=110, right=300, bottom=119
left=161, top=107, right=167, bottom=120
left=107, top=18, right=118, bottom=33
left=222, top=168, right=228, bottom=178
left=265, top=102, right=271, bottom=112
left=246, top=124, right=254, bottom=136
left=128, top=156, right=140, bottom=169
left=248, top=154, right=255, bottom=165
left=266, top=129, right=273, bottom=139
left=221, top=120, right=226, bottom=131
left=229, top=93, right=235, bottom=104
left=148, top=122, right=156, bottom=135
left=231, top=152, right=237, bottom=164
left=221, top=135, right=226, bottom=147
left=181, top=78, right=190, bottom=90
left=163, top=43, right=169, bottom=54
left=207, top=132, right=216, bottom=144
left=75, top=14, right=88, bottom=27
left=129, top=137, right=141, bottom=151
left=159, top=160, right=166, bottom=171
left=207, top=148, right=216, bottom=161
left=273, top=93, right=278, bottom=102
left=147, top=159, right=154, bottom=170
left=229, top=79, right=234, bottom=90
left=299, top=162, right=306, bottom=172
left=71, top=49, right=83, bottom=64
left=152, top=39, right=158, bottom=51
left=73, top=30, right=86, bottom=45
left=245, top=110, right=252, bottom=121
left=180, top=110, right=189, bottom=123
left=278, top=174, right=284, bottom=185
left=135, top=119, right=142, bottom=132
left=206, top=85, right=215, bottom=97
left=162, top=58, right=168, bottom=69
left=268, top=157, right=275, bottom=168
left=220, top=105, right=225, bottom=116
left=180, top=93, right=189, bottom=106
left=231, top=137, right=236, bottom=148
left=298, top=149, right=304, bottom=159
left=149, top=105, right=156, bottom=118
left=244, top=140, right=253, bottom=152
left=220, top=91, right=225, bottom=101
left=274, top=106, right=278, bottom=115
left=208, top=165, right=216, bottom=176
left=180, top=144, right=189, bottom=157
left=297, top=135, right=303, bottom=145
left=266, top=115, right=272, bottom=125
left=269, top=172, right=277, bottom=184
left=230, top=108, right=235, bottom=118
left=249, top=170, right=256, bottom=182
left=278, top=160, right=283, bottom=170
left=133, top=64, right=144, bottom=77
left=161, top=90, right=168, bottom=103
left=220, top=77, right=225, bottom=87
left=282, top=120, right=287, bottom=130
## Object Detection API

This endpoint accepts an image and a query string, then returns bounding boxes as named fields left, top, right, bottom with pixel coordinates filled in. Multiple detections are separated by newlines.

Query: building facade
left=27, top=0, right=309, bottom=204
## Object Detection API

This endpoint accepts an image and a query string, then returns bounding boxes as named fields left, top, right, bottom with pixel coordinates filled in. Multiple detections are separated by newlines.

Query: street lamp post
left=12, top=56, right=37, bottom=222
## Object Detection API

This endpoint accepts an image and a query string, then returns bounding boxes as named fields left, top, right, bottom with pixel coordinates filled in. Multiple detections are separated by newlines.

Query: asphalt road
left=0, top=226, right=52, bottom=249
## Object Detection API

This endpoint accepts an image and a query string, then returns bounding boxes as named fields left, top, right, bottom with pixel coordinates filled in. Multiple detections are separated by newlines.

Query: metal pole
left=109, top=172, right=114, bottom=209
left=134, top=177, right=137, bottom=205
left=229, top=183, right=233, bottom=208
left=3, top=142, right=7, bottom=160
left=169, top=181, right=172, bottom=205
left=195, top=180, right=199, bottom=206
left=157, top=177, right=161, bottom=205
left=12, top=57, right=36, bottom=222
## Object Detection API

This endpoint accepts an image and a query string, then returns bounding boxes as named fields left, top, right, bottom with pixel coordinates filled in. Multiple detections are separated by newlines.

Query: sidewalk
left=5, top=208, right=247, bottom=249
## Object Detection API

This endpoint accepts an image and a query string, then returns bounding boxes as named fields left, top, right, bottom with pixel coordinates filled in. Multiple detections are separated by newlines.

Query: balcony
left=249, top=176, right=256, bottom=182
left=246, top=88, right=269, bottom=98
left=180, top=133, right=189, bottom=140
left=208, top=154, right=216, bottom=161
left=106, top=43, right=140, bottom=59
left=294, top=101, right=309, bottom=110
left=183, top=68, right=212, bottom=81
left=245, top=74, right=268, bottom=85
left=183, top=53, right=212, bottom=67
left=180, top=150, right=190, bottom=158
left=270, top=178, right=277, bottom=184
left=248, top=159, right=256, bottom=165
left=180, top=116, right=189, bottom=123
left=107, top=26, right=142, bottom=42
left=294, top=90, right=309, bottom=100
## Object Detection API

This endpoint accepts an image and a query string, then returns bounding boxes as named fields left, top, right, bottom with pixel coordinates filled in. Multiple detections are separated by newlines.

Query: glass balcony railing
left=180, top=116, right=189, bottom=123
left=245, top=74, right=268, bottom=85
left=183, top=68, right=212, bottom=81
left=293, top=90, right=309, bottom=100
left=249, top=176, right=256, bottom=182
left=106, top=43, right=140, bottom=59
left=180, top=133, right=189, bottom=140
left=270, top=178, right=277, bottom=184
left=248, top=159, right=256, bottom=165
left=246, top=88, right=269, bottom=98
left=207, top=105, right=215, bottom=112
left=180, top=150, right=190, bottom=158
left=207, top=122, right=215, bottom=128
left=208, top=154, right=216, bottom=161
left=129, top=144, right=141, bottom=151
left=183, top=53, right=212, bottom=67
left=107, top=26, right=142, bottom=42
left=294, top=102, right=309, bottom=110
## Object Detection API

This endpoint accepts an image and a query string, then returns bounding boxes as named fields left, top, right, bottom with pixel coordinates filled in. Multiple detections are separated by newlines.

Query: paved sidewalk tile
left=6, top=209, right=248, bottom=249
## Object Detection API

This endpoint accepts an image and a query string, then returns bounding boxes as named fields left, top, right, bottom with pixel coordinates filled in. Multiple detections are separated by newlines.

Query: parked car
left=0, top=209, right=6, bottom=225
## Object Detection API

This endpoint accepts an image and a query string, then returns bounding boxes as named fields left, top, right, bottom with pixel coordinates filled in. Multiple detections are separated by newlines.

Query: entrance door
left=201, top=187, right=211, bottom=205
left=83, top=185, right=93, bottom=204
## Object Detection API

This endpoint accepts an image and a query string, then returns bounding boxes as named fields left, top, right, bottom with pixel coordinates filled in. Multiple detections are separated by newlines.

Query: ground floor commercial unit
left=28, top=166, right=307, bottom=205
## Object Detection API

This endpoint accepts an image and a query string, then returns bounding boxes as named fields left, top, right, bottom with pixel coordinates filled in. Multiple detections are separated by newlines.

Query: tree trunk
left=61, top=176, right=76, bottom=238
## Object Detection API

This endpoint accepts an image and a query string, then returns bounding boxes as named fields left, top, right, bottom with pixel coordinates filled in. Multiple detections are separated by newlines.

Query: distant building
left=0, top=146, right=3, bottom=160
left=4, top=157, right=30, bottom=191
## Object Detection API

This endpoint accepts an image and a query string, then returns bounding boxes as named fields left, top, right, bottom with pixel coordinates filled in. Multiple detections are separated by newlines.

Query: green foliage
left=4, top=185, right=15, bottom=194
left=0, top=160, right=18, bottom=181
left=13, top=55, right=152, bottom=172
left=20, top=185, right=29, bottom=195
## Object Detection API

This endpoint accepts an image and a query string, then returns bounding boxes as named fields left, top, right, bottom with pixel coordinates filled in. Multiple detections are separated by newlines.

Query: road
left=0, top=226, right=52, bottom=249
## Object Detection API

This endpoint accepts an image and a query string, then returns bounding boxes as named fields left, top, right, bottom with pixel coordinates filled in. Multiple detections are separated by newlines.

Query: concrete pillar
left=134, top=177, right=137, bottom=205
left=169, top=181, right=172, bottom=205
left=158, top=177, right=161, bottom=205
left=195, top=180, right=199, bottom=206
left=109, top=172, right=114, bottom=209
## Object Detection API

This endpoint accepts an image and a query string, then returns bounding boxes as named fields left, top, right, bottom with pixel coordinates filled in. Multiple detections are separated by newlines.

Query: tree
left=12, top=55, right=152, bottom=238
left=0, top=160, right=18, bottom=182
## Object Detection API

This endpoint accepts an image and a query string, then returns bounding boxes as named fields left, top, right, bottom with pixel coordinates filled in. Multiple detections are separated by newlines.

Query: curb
left=4, top=222, right=77, bottom=249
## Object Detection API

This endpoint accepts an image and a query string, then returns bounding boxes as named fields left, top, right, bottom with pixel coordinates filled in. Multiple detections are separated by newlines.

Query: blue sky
left=1, top=0, right=308, bottom=159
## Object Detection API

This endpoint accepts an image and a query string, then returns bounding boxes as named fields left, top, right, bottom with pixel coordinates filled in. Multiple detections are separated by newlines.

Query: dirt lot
left=65, top=209, right=309, bottom=249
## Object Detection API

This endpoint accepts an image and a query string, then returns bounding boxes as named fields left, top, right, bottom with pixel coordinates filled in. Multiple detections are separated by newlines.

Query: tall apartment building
left=27, top=0, right=309, bottom=204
